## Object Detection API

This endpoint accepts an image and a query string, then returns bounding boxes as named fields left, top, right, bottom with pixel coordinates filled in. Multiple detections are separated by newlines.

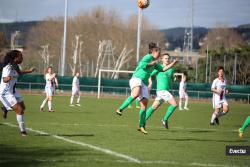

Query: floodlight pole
left=61, top=0, right=68, bottom=76
left=136, top=7, right=142, bottom=63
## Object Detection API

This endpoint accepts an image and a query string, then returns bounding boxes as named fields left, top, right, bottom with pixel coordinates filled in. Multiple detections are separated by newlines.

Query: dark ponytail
left=148, top=42, right=157, bottom=54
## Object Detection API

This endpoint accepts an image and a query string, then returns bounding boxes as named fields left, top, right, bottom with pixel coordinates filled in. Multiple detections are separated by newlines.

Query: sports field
left=0, top=94, right=249, bottom=167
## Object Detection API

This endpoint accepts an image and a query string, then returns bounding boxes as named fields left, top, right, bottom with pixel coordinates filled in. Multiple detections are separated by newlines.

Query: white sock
left=48, top=101, right=52, bottom=110
left=16, top=114, right=26, bottom=132
left=179, top=101, right=183, bottom=109
left=77, top=95, right=80, bottom=104
left=211, top=112, right=218, bottom=123
left=40, top=99, right=47, bottom=108
left=184, top=99, right=188, bottom=108
left=70, top=95, right=74, bottom=104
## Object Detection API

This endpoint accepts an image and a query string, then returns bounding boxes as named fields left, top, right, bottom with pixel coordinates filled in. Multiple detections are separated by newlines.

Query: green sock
left=135, top=99, right=140, bottom=107
left=146, top=107, right=155, bottom=121
left=119, top=96, right=134, bottom=111
left=163, top=105, right=177, bottom=121
left=240, top=116, right=250, bottom=132
left=139, top=109, right=146, bottom=127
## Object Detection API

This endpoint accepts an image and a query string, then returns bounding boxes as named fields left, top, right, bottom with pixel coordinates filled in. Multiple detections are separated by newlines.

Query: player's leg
left=179, top=94, right=184, bottom=110
left=162, top=96, right=177, bottom=129
left=116, top=78, right=141, bottom=115
left=70, top=89, right=75, bottom=106
left=146, top=99, right=161, bottom=121
left=40, top=97, right=48, bottom=112
left=48, top=96, right=54, bottom=112
left=76, top=91, right=81, bottom=106
left=184, top=93, right=189, bottom=110
left=239, top=116, right=250, bottom=138
left=218, top=102, right=229, bottom=117
left=139, top=98, right=148, bottom=134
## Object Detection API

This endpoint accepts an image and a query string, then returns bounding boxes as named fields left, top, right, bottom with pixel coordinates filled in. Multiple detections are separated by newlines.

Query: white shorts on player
left=0, top=91, right=23, bottom=109
left=129, top=78, right=149, bottom=101
left=72, top=88, right=80, bottom=96
left=45, top=87, right=55, bottom=97
left=179, top=91, right=188, bottom=99
left=212, top=97, right=228, bottom=109
left=155, top=90, right=173, bottom=102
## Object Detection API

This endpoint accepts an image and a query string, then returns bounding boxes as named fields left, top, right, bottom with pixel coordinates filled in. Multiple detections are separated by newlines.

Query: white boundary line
left=2, top=122, right=241, bottom=167
left=3, top=122, right=140, bottom=163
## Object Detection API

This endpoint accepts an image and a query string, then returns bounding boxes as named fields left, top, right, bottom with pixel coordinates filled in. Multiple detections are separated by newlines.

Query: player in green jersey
left=115, top=46, right=178, bottom=134
left=239, top=115, right=250, bottom=138
left=145, top=52, right=178, bottom=129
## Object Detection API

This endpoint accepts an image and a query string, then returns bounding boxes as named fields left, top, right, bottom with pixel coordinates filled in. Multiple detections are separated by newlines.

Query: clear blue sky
left=0, top=0, right=250, bottom=29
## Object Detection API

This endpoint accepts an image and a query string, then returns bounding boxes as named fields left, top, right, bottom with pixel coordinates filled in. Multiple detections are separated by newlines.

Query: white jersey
left=179, top=81, right=186, bottom=93
left=45, top=73, right=56, bottom=89
left=72, top=76, right=79, bottom=90
left=211, top=78, right=227, bottom=100
left=0, top=64, right=19, bottom=94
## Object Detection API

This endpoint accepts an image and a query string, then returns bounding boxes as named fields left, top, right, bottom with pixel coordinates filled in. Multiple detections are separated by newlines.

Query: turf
left=0, top=94, right=249, bottom=167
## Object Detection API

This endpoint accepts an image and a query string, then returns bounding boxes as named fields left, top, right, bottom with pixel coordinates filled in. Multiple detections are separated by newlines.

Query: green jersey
left=132, top=54, right=164, bottom=85
left=150, top=66, right=174, bottom=91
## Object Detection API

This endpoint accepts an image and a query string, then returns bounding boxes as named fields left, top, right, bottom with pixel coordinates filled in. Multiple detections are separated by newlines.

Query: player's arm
left=19, top=67, right=35, bottom=74
left=55, top=77, right=59, bottom=88
left=163, top=59, right=178, bottom=71
left=3, top=76, right=12, bottom=83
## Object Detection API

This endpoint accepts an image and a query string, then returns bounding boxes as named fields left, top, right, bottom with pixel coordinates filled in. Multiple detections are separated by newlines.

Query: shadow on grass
left=0, top=144, right=104, bottom=167
left=147, top=138, right=248, bottom=143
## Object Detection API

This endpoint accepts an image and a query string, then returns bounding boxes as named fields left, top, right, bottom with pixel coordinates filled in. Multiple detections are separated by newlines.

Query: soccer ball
left=138, top=0, right=150, bottom=9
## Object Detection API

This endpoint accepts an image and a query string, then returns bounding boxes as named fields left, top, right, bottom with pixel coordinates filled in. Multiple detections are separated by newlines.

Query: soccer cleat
left=39, top=107, right=44, bottom=112
left=179, top=108, right=183, bottom=111
left=69, top=104, right=75, bottom=107
left=215, top=117, right=219, bottom=125
left=76, top=103, right=81, bottom=107
left=136, top=106, right=140, bottom=109
left=21, top=131, right=27, bottom=137
left=1, top=106, right=8, bottom=119
left=210, top=122, right=216, bottom=126
left=184, top=107, right=189, bottom=110
left=115, top=109, right=122, bottom=116
left=139, top=127, right=148, bottom=134
left=239, top=128, right=244, bottom=138
left=49, top=109, right=54, bottom=112
left=128, top=105, right=132, bottom=109
left=161, top=119, right=169, bottom=129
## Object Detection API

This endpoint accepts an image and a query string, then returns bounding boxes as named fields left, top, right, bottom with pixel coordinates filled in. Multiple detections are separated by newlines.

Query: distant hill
left=0, top=21, right=250, bottom=50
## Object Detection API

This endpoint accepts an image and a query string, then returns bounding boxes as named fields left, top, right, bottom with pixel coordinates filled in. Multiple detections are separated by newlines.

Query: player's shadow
left=148, top=138, right=248, bottom=143
left=0, top=144, right=104, bottom=167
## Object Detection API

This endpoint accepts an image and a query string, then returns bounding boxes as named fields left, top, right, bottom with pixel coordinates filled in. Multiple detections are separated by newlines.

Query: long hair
left=0, top=50, right=22, bottom=71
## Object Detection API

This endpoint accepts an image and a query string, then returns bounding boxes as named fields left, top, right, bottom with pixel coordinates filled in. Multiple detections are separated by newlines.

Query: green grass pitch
left=0, top=94, right=249, bottom=167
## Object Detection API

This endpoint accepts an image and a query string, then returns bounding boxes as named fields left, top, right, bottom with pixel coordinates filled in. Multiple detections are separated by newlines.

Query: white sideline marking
left=3, top=122, right=141, bottom=163
left=2, top=122, right=240, bottom=167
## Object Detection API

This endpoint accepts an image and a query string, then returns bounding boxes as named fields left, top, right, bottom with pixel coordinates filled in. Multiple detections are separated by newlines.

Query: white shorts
left=212, top=97, right=228, bottom=109
left=45, top=87, right=55, bottom=97
left=155, top=90, right=173, bottom=102
left=72, top=88, right=80, bottom=96
left=179, top=91, right=188, bottom=99
left=0, top=91, right=23, bottom=109
left=129, top=78, right=149, bottom=101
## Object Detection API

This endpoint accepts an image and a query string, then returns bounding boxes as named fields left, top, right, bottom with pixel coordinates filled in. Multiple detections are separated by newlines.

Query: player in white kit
left=40, top=66, right=58, bottom=112
left=70, top=72, right=81, bottom=106
left=0, top=50, right=32, bottom=136
left=178, top=75, right=189, bottom=110
left=210, top=66, right=229, bottom=125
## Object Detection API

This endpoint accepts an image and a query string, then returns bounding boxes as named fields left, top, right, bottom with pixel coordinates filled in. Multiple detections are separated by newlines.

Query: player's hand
left=29, top=67, right=35, bottom=72
left=173, top=58, right=179, bottom=64
left=225, top=90, right=229, bottom=94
